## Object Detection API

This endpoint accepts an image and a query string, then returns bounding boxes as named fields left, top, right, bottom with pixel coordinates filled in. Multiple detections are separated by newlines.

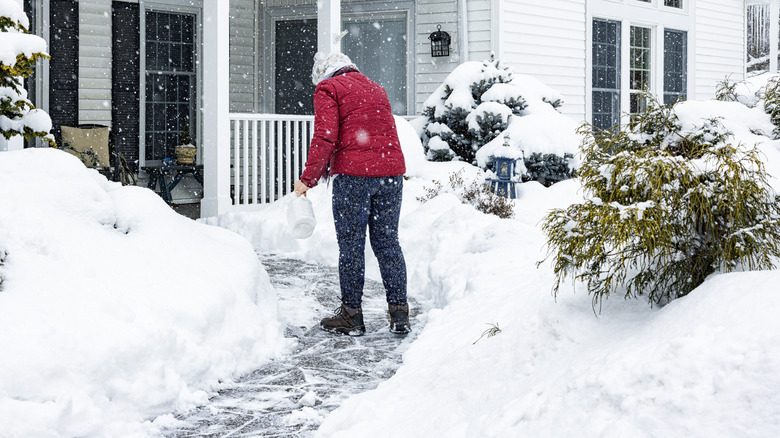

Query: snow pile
left=0, top=149, right=285, bottom=437
left=213, top=100, right=780, bottom=437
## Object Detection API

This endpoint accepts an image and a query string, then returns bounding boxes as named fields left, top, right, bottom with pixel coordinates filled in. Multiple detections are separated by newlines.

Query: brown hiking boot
left=320, top=304, right=365, bottom=336
left=388, top=304, right=410, bottom=334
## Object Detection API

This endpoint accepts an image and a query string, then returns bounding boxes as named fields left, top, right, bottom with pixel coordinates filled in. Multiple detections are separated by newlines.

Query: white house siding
left=467, top=0, right=491, bottom=62
left=79, top=0, right=113, bottom=126
left=500, top=0, right=586, bottom=121
left=415, top=0, right=460, bottom=113
left=694, top=0, right=745, bottom=100
left=230, top=0, right=257, bottom=113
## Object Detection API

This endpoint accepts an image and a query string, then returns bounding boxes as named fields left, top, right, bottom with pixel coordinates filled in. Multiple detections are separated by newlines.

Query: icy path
left=160, top=254, right=421, bottom=437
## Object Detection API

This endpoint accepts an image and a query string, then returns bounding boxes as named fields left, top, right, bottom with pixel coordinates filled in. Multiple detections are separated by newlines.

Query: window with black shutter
left=49, top=0, right=79, bottom=145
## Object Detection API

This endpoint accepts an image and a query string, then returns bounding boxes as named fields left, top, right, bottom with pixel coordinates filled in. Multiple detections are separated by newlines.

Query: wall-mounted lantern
left=429, top=25, right=451, bottom=57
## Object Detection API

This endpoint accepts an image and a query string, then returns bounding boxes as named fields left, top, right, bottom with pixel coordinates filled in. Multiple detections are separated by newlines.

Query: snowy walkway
left=160, top=254, right=421, bottom=437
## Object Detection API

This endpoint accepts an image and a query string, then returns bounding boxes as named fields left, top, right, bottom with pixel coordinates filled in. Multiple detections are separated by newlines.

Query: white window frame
left=747, top=0, right=779, bottom=74
left=139, top=0, right=203, bottom=167
left=586, top=0, right=693, bottom=127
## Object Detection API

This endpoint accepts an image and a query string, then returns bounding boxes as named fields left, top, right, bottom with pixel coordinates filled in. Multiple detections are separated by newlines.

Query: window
left=747, top=3, right=770, bottom=74
left=145, top=11, right=196, bottom=161
left=664, top=0, right=683, bottom=8
left=343, top=17, right=408, bottom=114
left=629, top=26, right=651, bottom=116
left=592, top=19, right=621, bottom=131
left=663, top=29, right=687, bottom=105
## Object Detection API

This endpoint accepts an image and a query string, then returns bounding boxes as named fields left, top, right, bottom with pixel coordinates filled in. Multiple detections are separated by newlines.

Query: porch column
left=318, top=0, right=341, bottom=53
left=200, top=0, right=230, bottom=218
left=0, top=136, right=23, bottom=151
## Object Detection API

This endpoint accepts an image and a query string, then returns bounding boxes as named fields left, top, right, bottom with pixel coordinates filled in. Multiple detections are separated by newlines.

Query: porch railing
left=228, top=113, right=314, bottom=206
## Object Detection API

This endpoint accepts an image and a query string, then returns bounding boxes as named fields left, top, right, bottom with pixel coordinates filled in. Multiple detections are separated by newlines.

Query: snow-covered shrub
left=523, top=153, right=575, bottom=187
left=541, top=93, right=780, bottom=308
left=0, top=3, right=53, bottom=144
left=421, top=55, right=525, bottom=164
left=421, top=55, right=579, bottom=186
left=715, top=77, right=741, bottom=103
left=417, top=169, right=514, bottom=219
left=761, top=77, right=780, bottom=138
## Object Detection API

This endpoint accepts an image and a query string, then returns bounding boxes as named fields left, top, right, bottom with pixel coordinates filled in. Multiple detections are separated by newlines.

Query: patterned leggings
left=332, top=174, right=407, bottom=308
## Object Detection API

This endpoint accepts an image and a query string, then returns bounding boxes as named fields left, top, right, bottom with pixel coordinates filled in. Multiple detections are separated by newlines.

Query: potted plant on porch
left=174, top=122, right=196, bottom=165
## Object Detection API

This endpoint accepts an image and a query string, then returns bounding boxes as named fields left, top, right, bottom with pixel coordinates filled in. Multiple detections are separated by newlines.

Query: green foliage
left=523, top=153, right=575, bottom=187
left=179, top=121, right=193, bottom=145
left=762, top=77, right=780, bottom=139
left=473, top=323, right=501, bottom=345
left=418, top=169, right=514, bottom=219
left=715, top=77, right=740, bottom=103
left=0, top=11, right=53, bottom=145
left=541, top=93, right=780, bottom=309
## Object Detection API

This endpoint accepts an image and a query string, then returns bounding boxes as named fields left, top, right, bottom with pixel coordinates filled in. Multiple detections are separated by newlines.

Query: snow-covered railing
left=228, top=113, right=313, bottom=206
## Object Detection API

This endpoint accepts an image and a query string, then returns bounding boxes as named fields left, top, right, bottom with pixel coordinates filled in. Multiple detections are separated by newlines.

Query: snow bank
left=0, top=149, right=285, bottom=437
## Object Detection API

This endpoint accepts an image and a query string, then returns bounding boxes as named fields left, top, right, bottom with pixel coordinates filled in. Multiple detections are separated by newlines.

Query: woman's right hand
left=294, top=180, right=310, bottom=197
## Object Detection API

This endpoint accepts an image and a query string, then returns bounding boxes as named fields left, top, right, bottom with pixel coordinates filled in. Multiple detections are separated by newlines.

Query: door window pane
left=342, top=17, right=408, bottom=115
left=629, top=26, right=651, bottom=117
left=664, top=29, right=687, bottom=106
left=275, top=19, right=317, bottom=115
left=145, top=11, right=196, bottom=161
left=592, top=19, right=621, bottom=130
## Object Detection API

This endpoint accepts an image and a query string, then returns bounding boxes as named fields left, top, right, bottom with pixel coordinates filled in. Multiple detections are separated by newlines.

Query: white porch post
left=200, top=0, right=231, bottom=218
left=318, top=0, right=342, bottom=53
left=0, top=136, right=23, bottom=151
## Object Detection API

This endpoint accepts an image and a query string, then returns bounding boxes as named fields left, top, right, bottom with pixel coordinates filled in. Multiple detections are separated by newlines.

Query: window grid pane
left=664, top=0, right=683, bottom=8
left=592, top=19, right=621, bottom=130
left=342, top=17, right=408, bottom=114
left=145, top=11, right=196, bottom=161
left=629, top=26, right=651, bottom=118
left=664, top=29, right=687, bottom=106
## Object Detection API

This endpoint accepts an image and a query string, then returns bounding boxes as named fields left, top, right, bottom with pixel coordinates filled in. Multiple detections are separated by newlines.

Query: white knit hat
left=311, top=51, right=357, bottom=85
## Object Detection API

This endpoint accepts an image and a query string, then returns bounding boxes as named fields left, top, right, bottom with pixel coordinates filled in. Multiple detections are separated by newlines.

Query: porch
left=199, top=0, right=388, bottom=218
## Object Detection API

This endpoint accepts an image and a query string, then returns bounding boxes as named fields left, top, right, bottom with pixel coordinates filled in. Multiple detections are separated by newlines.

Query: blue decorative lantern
left=487, top=134, right=520, bottom=198
left=488, top=156, right=519, bottom=199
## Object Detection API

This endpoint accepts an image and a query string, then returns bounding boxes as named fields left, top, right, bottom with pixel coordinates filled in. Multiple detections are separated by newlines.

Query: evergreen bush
left=421, top=55, right=578, bottom=188
left=422, top=55, right=526, bottom=164
left=541, top=93, right=780, bottom=309
left=0, top=6, right=53, bottom=144
left=522, top=153, right=575, bottom=187
left=761, top=77, right=780, bottom=138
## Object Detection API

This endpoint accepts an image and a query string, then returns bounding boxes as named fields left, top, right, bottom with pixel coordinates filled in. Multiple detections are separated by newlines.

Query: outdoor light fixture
left=429, top=25, right=451, bottom=57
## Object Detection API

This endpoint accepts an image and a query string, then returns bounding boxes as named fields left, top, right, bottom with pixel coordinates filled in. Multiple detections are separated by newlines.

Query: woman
left=293, top=52, right=409, bottom=336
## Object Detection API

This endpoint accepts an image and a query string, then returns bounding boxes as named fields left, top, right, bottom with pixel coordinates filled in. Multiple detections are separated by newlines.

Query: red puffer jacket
left=300, top=72, right=406, bottom=188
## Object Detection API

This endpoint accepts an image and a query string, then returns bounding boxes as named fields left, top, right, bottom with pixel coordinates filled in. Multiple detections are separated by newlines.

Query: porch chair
left=60, top=124, right=120, bottom=181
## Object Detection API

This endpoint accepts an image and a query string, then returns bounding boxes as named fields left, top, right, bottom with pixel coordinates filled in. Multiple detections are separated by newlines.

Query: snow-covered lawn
left=2, top=96, right=780, bottom=436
